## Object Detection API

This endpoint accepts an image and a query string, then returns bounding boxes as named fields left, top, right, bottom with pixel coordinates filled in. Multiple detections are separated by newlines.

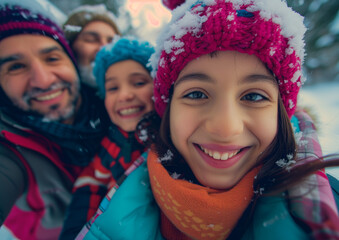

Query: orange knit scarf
left=147, top=150, right=260, bottom=240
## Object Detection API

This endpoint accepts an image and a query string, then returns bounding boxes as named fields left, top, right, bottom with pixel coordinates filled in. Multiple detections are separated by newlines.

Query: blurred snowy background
left=300, top=82, right=339, bottom=177
left=35, top=0, right=339, bottom=177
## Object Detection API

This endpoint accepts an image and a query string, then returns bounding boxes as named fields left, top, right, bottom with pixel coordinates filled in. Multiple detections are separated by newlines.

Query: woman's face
left=72, top=21, right=117, bottom=67
left=169, top=51, right=279, bottom=189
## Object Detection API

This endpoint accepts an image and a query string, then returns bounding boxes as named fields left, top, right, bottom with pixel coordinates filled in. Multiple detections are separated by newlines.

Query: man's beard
left=12, top=80, right=81, bottom=122
left=78, top=63, right=97, bottom=88
left=39, top=95, right=78, bottom=123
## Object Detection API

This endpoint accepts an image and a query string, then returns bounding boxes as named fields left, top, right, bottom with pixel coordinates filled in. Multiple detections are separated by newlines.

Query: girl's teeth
left=221, top=152, right=229, bottom=160
left=120, top=107, right=140, bottom=115
left=201, top=146, right=239, bottom=161
left=213, top=152, right=220, bottom=159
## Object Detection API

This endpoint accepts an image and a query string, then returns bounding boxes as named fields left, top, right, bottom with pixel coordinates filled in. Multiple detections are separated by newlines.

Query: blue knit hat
left=94, top=36, right=155, bottom=98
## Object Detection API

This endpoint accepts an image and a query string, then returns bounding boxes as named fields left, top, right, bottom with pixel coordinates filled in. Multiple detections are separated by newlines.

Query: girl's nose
left=118, top=88, right=134, bottom=102
left=204, top=100, right=244, bottom=139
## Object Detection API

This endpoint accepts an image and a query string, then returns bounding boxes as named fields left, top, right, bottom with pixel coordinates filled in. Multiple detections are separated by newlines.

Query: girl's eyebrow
left=105, top=76, right=117, bottom=82
left=175, top=73, right=277, bottom=87
left=240, top=74, right=278, bottom=87
left=175, top=73, right=213, bottom=86
left=105, top=72, right=150, bottom=82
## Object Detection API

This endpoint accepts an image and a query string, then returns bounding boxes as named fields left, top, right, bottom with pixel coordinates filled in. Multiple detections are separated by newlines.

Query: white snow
left=276, top=154, right=296, bottom=171
left=67, top=3, right=118, bottom=22
left=150, top=0, right=306, bottom=77
left=138, top=129, right=149, bottom=142
left=0, top=0, right=66, bottom=25
left=158, top=149, right=174, bottom=162
left=63, top=25, right=82, bottom=32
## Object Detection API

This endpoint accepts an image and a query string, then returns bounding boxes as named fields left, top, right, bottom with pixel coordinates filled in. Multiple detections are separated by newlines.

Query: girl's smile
left=117, top=105, right=146, bottom=118
left=170, top=51, right=279, bottom=189
left=195, top=143, right=250, bottom=169
left=199, top=144, right=241, bottom=161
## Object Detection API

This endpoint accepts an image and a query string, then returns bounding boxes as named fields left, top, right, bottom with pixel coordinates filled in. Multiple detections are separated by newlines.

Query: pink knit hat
left=151, top=0, right=306, bottom=118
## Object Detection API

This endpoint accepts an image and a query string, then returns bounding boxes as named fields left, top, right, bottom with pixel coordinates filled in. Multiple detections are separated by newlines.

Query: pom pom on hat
left=151, top=0, right=307, bottom=118
left=162, top=0, right=186, bottom=10
left=94, top=36, right=155, bottom=98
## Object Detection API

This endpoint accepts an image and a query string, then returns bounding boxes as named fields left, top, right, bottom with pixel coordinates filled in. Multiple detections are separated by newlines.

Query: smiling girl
left=145, top=0, right=339, bottom=239
left=59, top=37, right=155, bottom=239
left=168, top=51, right=279, bottom=190
left=76, top=0, right=339, bottom=239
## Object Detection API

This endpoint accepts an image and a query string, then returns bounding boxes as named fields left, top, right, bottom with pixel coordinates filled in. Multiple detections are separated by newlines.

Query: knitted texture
left=63, top=4, right=121, bottom=47
left=150, top=0, right=307, bottom=118
left=0, top=4, right=77, bottom=68
left=148, top=150, right=260, bottom=240
left=93, top=36, right=155, bottom=98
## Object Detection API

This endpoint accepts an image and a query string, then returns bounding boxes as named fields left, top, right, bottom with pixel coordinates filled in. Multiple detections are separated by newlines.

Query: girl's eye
left=184, top=90, right=208, bottom=99
left=134, top=81, right=146, bottom=87
left=132, top=76, right=151, bottom=88
left=242, top=93, right=267, bottom=102
left=46, top=56, right=60, bottom=62
left=107, top=86, right=118, bottom=92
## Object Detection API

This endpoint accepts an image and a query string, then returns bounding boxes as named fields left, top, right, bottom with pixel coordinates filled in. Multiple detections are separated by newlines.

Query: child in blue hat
left=60, top=36, right=155, bottom=239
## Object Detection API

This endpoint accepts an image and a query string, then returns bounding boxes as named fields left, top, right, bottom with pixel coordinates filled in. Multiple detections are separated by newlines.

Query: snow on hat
left=93, top=36, right=155, bottom=98
left=0, top=4, right=77, bottom=69
left=63, top=4, right=121, bottom=47
left=151, top=0, right=307, bottom=118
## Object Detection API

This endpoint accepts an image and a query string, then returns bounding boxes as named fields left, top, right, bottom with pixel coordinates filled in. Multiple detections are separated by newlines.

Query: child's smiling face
left=170, top=51, right=279, bottom=189
left=104, top=60, right=154, bottom=132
